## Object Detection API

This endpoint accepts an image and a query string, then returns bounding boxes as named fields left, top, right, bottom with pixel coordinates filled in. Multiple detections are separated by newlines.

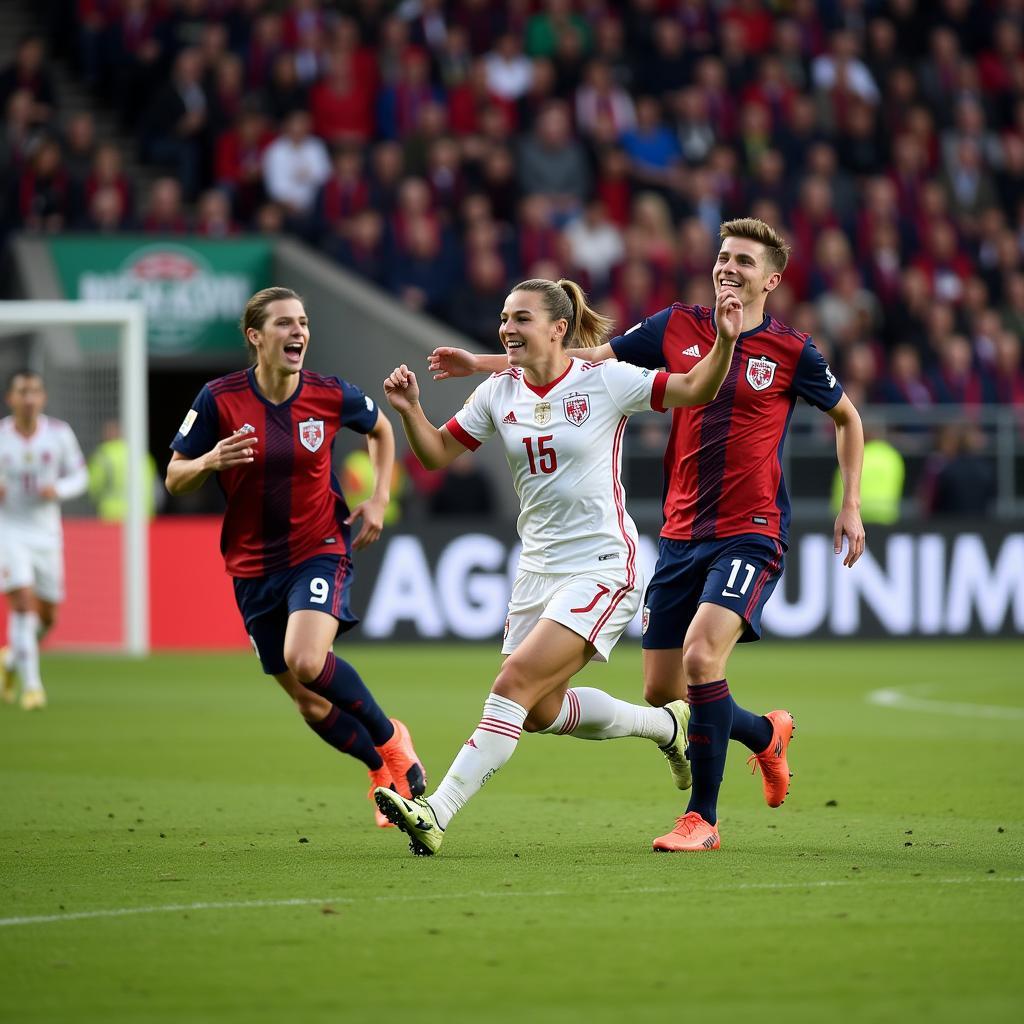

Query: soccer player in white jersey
left=376, top=277, right=743, bottom=855
left=0, top=370, right=87, bottom=709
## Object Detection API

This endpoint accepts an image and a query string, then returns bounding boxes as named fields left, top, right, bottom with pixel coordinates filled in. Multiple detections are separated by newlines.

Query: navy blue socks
left=685, top=679, right=733, bottom=826
left=306, top=652, right=395, bottom=746
left=306, top=705, right=384, bottom=770
left=730, top=699, right=774, bottom=753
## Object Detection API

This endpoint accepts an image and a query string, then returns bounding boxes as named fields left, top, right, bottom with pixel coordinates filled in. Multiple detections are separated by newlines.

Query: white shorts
left=0, top=533, right=64, bottom=603
left=502, top=568, right=642, bottom=663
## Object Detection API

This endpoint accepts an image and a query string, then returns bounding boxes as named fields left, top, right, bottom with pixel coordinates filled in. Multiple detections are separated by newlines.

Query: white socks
left=9, top=610, right=42, bottom=693
left=427, top=693, right=528, bottom=829
left=538, top=687, right=675, bottom=745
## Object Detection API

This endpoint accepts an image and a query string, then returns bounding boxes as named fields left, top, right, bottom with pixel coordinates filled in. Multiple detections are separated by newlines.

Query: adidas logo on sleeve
left=682, top=344, right=701, bottom=357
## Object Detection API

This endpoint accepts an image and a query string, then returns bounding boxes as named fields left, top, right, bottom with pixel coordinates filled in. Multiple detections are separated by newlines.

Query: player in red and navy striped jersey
left=429, top=219, right=866, bottom=852
left=167, top=287, right=425, bottom=828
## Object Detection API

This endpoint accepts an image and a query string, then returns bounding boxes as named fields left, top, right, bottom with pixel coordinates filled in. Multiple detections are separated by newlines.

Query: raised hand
left=383, top=364, right=421, bottom=413
left=428, top=347, right=479, bottom=380
left=715, top=287, right=744, bottom=346
left=206, top=429, right=259, bottom=471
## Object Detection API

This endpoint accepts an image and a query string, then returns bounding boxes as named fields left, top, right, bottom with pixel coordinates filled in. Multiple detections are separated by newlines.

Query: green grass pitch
left=1, top=641, right=1021, bottom=1023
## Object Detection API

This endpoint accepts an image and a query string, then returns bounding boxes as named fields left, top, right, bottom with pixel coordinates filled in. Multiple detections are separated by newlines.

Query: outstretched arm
left=827, top=393, right=865, bottom=567
left=383, top=364, right=467, bottom=469
left=428, top=342, right=617, bottom=380
left=661, top=288, right=741, bottom=408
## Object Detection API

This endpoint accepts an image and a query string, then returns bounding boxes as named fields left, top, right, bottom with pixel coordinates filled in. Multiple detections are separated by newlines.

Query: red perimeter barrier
left=0, top=517, right=245, bottom=651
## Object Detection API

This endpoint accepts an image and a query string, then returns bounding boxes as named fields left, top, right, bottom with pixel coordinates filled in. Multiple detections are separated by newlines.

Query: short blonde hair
left=509, top=278, right=614, bottom=349
left=720, top=217, right=791, bottom=273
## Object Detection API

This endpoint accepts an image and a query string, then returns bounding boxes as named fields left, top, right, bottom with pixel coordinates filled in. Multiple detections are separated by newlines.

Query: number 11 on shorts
left=722, top=559, right=755, bottom=598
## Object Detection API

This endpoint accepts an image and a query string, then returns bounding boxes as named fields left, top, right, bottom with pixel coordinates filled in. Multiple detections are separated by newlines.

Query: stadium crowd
left=2, top=0, right=1024, bottom=414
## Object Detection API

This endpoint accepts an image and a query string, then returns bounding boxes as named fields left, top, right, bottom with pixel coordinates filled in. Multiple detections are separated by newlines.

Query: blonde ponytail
left=510, top=278, right=613, bottom=349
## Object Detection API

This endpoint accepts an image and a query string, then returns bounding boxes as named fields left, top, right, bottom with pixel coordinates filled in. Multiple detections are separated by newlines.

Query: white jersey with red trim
left=0, top=415, right=87, bottom=545
left=447, top=358, right=669, bottom=574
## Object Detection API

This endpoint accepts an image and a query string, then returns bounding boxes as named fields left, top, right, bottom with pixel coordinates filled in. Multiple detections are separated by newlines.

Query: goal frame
left=0, top=301, right=149, bottom=655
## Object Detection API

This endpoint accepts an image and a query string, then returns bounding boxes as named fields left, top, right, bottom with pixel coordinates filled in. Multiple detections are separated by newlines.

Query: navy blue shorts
left=232, top=553, right=358, bottom=675
left=642, top=534, right=785, bottom=649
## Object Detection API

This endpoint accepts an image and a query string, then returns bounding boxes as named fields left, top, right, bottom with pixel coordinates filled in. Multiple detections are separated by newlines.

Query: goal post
left=0, top=300, right=149, bottom=655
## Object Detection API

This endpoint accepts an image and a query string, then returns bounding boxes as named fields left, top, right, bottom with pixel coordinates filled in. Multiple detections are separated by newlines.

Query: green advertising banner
left=49, top=237, right=272, bottom=357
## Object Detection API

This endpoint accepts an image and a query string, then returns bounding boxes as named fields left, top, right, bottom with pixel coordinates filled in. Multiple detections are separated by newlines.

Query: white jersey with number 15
left=446, top=358, right=669, bottom=574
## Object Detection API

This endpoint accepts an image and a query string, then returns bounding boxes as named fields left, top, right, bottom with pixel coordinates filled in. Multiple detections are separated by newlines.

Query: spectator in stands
left=376, top=46, right=443, bottom=141
left=330, top=207, right=389, bottom=287
left=574, top=59, right=635, bottom=142
left=634, top=17, right=690, bottom=98
left=367, top=139, right=405, bottom=215
left=109, top=0, right=164, bottom=130
left=1, top=90, right=41, bottom=180
left=141, top=47, right=208, bottom=200
left=83, top=185, right=133, bottom=233
left=194, top=188, right=238, bottom=237
left=671, top=86, right=716, bottom=167
left=259, top=52, right=305, bottom=124
left=517, top=100, right=589, bottom=220
left=991, top=329, right=1024, bottom=407
left=62, top=111, right=97, bottom=187
left=207, top=54, right=246, bottom=143
left=920, top=423, right=996, bottom=518
left=141, top=176, right=188, bottom=233
left=444, top=249, right=509, bottom=349
left=484, top=33, right=534, bottom=103
left=17, top=136, right=70, bottom=232
left=875, top=344, right=933, bottom=409
left=563, top=198, right=623, bottom=292
left=315, top=145, right=370, bottom=244
left=0, top=35, right=56, bottom=128
left=620, top=94, right=684, bottom=197
left=387, top=214, right=454, bottom=315
left=309, top=51, right=373, bottom=145
left=928, top=335, right=985, bottom=406
left=214, top=107, right=272, bottom=224
left=261, top=109, right=331, bottom=223
left=77, top=142, right=134, bottom=228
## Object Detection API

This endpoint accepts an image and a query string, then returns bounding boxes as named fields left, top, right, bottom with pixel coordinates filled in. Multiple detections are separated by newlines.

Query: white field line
left=867, top=687, right=1024, bottom=720
left=2, top=876, right=1021, bottom=930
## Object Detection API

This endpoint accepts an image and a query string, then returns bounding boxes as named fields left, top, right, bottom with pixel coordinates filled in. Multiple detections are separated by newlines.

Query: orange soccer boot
left=746, top=709, right=795, bottom=808
left=376, top=718, right=426, bottom=799
left=367, top=765, right=397, bottom=828
left=652, top=811, right=720, bottom=852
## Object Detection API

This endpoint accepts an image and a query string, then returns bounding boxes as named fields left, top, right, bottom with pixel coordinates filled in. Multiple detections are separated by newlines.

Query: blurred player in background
left=375, top=276, right=741, bottom=856
left=430, top=218, right=866, bottom=852
left=166, top=286, right=425, bottom=828
left=0, top=370, right=88, bottom=709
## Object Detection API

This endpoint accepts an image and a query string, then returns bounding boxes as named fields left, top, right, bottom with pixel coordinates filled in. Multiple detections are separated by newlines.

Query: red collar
left=522, top=359, right=573, bottom=398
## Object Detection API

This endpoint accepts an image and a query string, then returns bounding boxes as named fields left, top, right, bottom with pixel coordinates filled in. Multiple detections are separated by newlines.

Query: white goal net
left=0, top=301, right=148, bottom=654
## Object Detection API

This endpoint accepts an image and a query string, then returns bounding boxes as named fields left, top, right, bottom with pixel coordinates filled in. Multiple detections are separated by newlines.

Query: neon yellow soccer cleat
left=374, top=787, right=444, bottom=856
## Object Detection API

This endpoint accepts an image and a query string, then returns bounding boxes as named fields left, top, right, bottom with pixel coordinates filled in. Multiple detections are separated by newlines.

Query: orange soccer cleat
left=747, top=709, right=795, bottom=808
left=367, top=765, right=397, bottom=828
left=652, top=811, right=720, bottom=852
left=376, top=718, right=426, bottom=799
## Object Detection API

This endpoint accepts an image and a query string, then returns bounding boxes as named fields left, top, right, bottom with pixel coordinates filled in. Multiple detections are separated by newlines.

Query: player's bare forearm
left=828, top=395, right=866, bottom=566
left=365, top=414, right=396, bottom=507
left=165, top=430, right=258, bottom=495
left=566, top=342, right=615, bottom=363
left=398, top=404, right=461, bottom=470
left=165, top=453, right=214, bottom=495
left=662, top=335, right=737, bottom=407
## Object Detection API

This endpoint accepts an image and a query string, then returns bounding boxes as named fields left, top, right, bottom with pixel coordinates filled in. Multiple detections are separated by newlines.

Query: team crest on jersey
left=746, top=356, right=777, bottom=392
left=534, top=402, right=551, bottom=425
left=563, top=392, right=590, bottom=426
left=642, top=606, right=650, bottom=635
left=298, top=418, right=325, bottom=452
